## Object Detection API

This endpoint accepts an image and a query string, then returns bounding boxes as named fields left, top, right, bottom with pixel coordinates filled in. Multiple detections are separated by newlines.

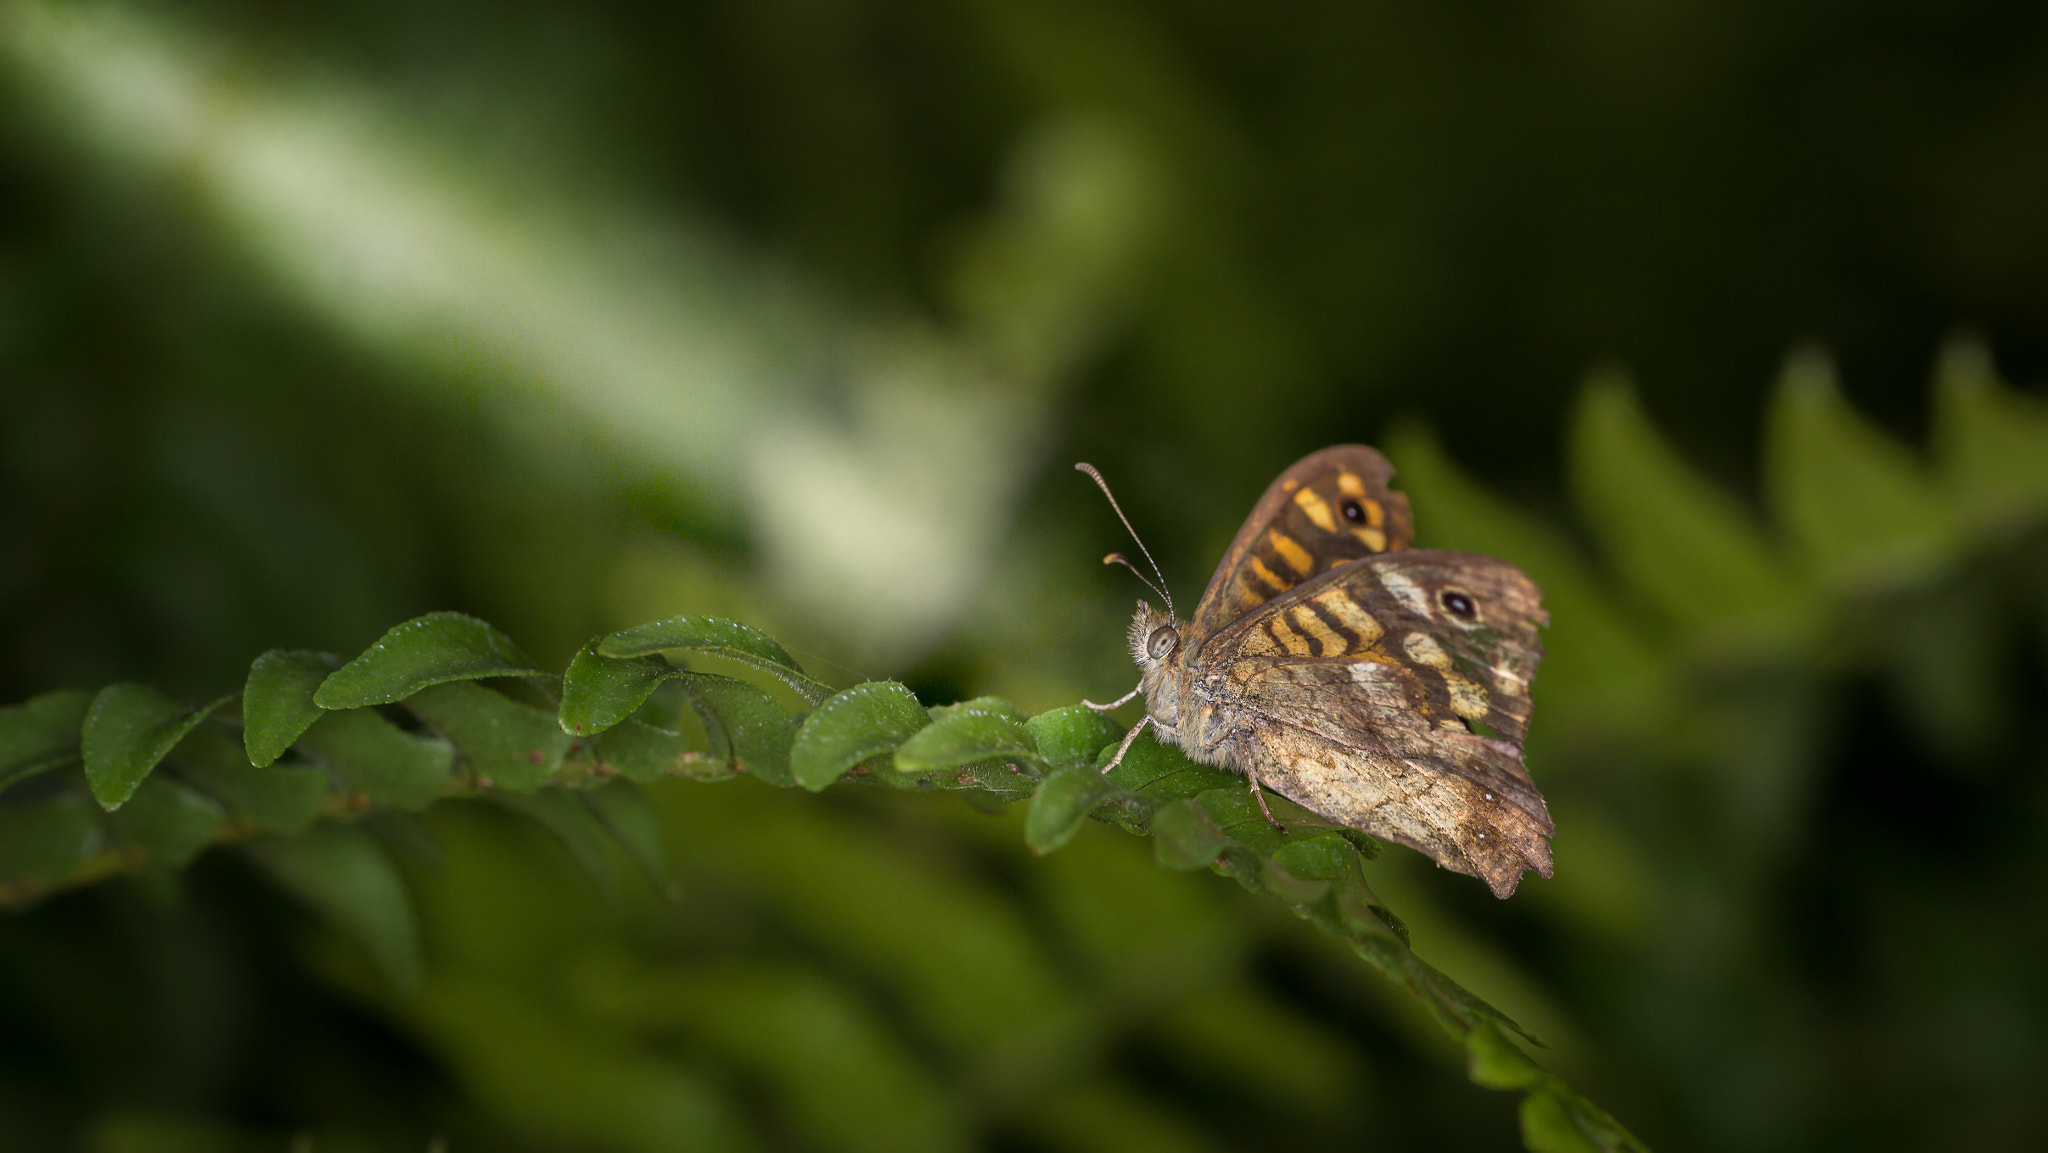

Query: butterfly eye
left=1440, top=590, right=1477, bottom=618
left=1340, top=498, right=1367, bottom=523
left=1147, top=625, right=1178, bottom=660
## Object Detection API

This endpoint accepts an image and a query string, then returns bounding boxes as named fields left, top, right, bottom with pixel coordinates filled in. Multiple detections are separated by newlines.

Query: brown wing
left=1189, top=446, right=1415, bottom=643
left=1211, top=550, right=1551, bottom=898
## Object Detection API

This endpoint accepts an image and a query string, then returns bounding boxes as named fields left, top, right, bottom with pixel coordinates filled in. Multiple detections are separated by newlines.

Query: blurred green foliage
left=4, top=606, right=1647, bottom=1151
left=6, top=1, right=2048, bottom=1151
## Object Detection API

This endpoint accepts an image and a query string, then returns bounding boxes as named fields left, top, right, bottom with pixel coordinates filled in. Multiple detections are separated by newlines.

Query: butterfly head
left=1127, top=600, right=1181, bottom=666
left=1126, top=599, right=1187, bottom=726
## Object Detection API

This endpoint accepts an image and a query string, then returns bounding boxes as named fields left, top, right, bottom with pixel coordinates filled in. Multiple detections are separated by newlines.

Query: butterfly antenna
left=1075, top=462, right=1175, bottom=618
left=1102, top=553, right=1172, bottom=608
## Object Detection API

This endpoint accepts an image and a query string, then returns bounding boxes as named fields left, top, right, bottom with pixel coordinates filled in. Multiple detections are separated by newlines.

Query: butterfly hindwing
left=1188, top=445, right=1414, bottom=642
left=1212, top=550, right=1552, bottom=897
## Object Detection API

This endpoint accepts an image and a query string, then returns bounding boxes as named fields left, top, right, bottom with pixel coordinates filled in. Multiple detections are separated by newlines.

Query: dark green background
left=3, top=1, right=2045, bottom=1149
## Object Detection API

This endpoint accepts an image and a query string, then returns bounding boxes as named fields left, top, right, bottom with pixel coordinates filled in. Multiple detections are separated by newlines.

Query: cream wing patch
left=1377, top=567, right=1433, bottom=617
left=1401, top=632, right=1450, bottom=670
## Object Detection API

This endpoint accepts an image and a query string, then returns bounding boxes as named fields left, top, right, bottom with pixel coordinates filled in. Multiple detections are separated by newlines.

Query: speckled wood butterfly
left=1081, top=445, right=1553, bottom=898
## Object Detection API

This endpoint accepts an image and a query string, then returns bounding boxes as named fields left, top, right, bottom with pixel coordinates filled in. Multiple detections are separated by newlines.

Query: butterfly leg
left=1098, top=715, right=1153, bottom=775
left=1082, top=682, right=1143, bottom=711
left=1243, top=765, right=1288, bottom=833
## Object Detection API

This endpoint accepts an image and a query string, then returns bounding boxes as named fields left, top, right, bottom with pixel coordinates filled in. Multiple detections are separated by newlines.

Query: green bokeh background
left=3, top=1, right=2047, bottom=1149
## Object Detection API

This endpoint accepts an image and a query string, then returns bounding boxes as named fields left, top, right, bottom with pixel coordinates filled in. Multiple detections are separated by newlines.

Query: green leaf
left=1465, top=1021, right=1546, bottom=1090
left=314, top=612, right=539, bottom=710
left=0, top=689, right=93, bottom=792
left=241, top=651, right=337, bottom=765
left=1024, top=705, right=1124, bottom=772
left=1025, top=765, right=1123, bottom=854
left=406, top=681, right=570, bottom=792
left=1257, top=858, right=1331, bottom=904
left=1150, top=797, right=1232, bottom=870
left=674, top=673, right=796, bottom=787
left=598, top=615, right=831, bottom=704
left=1932, top=336, right=2048, bottom=525
left=242, top=650, right=339, bottom=767
left=1518, top=1084, right=1647, bottom=1153
left=296, top=709, right=453, bottom=810
left=934, top=695, right=1029, bottom=725
left=790, top=681, right=928, bottom=791
left=1269, top=833, right=1360, bottom=881
left=1100, top=731, right=1237, bottom=801
left=1521, top=1087, right=1650, bottom=1153
left=558, top=643, right=674, bottom=736
left=587, top=718, right=723, bottom=784
left=1335, top=886, right=1411, bottom=947
left=169, top=726, right=329, bottom=834
left=893, top=699, right=1042, bottom=776
left=0, top=789, right=105, bottom=885
left=488, top=789, right=619, bottom=900
left=582, top=780, right=672, bottom=891
left=1568, top=368, right=1803, bottom=639
left=81, top=684, right=232, bottom=810
left=1519, top=1089, right=1602, bottom=1153
left=244, top=824, right=422, bottom=988
left=107, top=775, right=225, bottom=867
left=956, top=757, right=1041, bottom=801
left=1765, top=347, right=1960, bottom=587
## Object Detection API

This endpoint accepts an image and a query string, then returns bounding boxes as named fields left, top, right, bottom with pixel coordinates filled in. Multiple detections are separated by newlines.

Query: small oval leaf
left=244, top=824, right=422, bottom=988
left=171, top=726, right=329, bottom=835
left=598, top=616, right=831, bottom=705
left=0, top=689, right=94, bottom=793
left=108, top=775, right=225, bottom=867
left=315, top=613, right=539, bottom=710
left=558, top=643, right=674, bottom=736
left=790, top=682, right=928, bottom=791
left=244, top=650, right=340, bottom=767
left=587, top=718, right=724, bottom=784
left=1259, top=857, right=1332, bottom=904
left=1270, top=833, right=1360, bottom=882
left=1151, top=797, right=1232, bottom=870
left=1100, top=730, right=1237, bottom=799
left=894, top=701, right=1040, bottom=776
left=1336, top=886, right=1411, bottom=946
left=406, top=681, right=570, bottom=792
left=933, top=696, right=1029, bottom=725
left=674, top=673, right=795, bottom=787
left=1519, top=1084, right=1646, bottom=1153
left=82, top=685, right=232, bottom=810
left=1025, top=765, right=1122, bottom=854
left=1025, top=706, right=1124, bottom=773
left=1465, top=1022, right=1546, bottom=1091
left=295, top=709, right=453, bottom=810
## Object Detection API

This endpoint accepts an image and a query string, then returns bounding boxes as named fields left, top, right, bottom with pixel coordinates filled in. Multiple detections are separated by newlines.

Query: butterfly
left=1081, top=445, right=1552, bottom=898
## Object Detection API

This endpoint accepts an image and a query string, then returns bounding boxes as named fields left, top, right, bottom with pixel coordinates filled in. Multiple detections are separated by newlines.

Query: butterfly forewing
left=1189, top=445, right=1414, bottom=641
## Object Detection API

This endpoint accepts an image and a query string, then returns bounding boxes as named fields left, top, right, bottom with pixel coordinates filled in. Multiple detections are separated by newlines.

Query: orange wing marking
left=1267, top=530, right=1314, bottom=575
left=1249, top=556, right=1289, bottom=592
